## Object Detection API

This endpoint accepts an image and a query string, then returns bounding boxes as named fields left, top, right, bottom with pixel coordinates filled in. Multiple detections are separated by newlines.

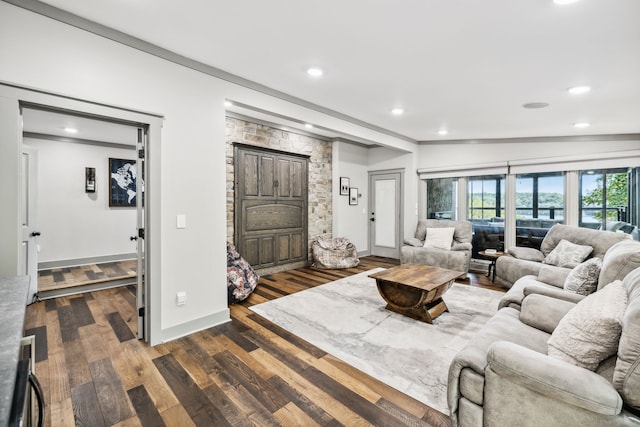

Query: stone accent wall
left=225, top=117, right=333, bottom=262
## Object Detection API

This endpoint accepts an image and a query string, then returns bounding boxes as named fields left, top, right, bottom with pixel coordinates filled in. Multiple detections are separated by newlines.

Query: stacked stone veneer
left=225, top=117, right=333, bottom=263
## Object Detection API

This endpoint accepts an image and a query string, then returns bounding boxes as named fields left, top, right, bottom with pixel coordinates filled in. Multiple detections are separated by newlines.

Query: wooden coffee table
left=369, top=264, right=465, bottom=324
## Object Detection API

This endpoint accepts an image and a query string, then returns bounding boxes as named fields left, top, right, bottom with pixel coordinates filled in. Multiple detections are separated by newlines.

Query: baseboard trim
left=161, top=309, right=231, bottom=343
left=38, top=253, right=137, bottom=270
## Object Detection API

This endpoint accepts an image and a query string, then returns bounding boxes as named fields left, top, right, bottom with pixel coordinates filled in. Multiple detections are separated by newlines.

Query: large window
left=515, top=172, right=565, bottom=248
left=467, top=176, right=505, bottom=221
left=467, top=175, right=505, bottom=257
left=580, top=168, right=634, bottom=233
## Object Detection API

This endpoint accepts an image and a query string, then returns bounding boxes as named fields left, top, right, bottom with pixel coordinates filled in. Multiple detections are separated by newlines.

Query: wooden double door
left=234, top=144, right=309, bottom=270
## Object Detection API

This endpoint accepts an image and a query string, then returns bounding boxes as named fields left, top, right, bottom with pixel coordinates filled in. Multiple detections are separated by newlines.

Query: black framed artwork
left=349, top=187, right=358, bottom=205
left=109, top=158, right=140, bottom=207
left=340, top=177, right=350, bottom=195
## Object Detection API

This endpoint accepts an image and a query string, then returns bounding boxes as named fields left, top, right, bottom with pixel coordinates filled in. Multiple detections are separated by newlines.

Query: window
left=467, top=176, right=505, bottom=221
left=580, top=168, right=637, bottom=238
left=515, top=172, right=565, bottom=249
left=426, top=178, right=458, bottom=220
left=467, top=175, right=505, bottom=257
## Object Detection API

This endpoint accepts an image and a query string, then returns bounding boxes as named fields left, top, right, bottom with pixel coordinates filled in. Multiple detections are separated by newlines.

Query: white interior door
left=20, top=146, right=39, bottom=303
left=369, top=171, right=403, bottom=258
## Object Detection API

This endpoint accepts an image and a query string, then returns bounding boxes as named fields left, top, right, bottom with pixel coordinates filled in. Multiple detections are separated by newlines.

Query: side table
left=478, top=251, right=508, bottom=282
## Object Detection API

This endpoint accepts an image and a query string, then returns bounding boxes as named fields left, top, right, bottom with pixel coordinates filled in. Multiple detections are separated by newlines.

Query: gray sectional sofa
left=447, top=226, right=640, bottom=426
left=495, top=224, right=630, bottom=290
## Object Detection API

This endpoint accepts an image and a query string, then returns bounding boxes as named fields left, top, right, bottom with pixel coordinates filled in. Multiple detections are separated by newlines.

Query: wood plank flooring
left=38, top=260, right=137, bottom=292
left=24, top=257, right=502, bottom=426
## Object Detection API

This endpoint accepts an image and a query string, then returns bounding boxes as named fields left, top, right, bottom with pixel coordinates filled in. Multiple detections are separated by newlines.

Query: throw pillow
left=564, top=257, right=603, bottom=296
left=543, top=239, right=594, bottom=268
left=423, top=227, right=455, bottom=250
left=547, top=280, right=628, bottom=370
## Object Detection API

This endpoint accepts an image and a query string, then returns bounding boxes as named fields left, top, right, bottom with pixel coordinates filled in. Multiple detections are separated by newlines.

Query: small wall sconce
left=85, top=167, right=96, bottom=193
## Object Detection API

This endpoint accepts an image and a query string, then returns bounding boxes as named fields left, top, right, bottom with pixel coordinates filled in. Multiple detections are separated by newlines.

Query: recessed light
left=306, top=67, right=324, bottom=77
left=553, top=0, right=580, bottom=5
left=391, top=108, right=404, bottom=115
left=522, top=102, right=549, bottom=109
left=567, top=86, right=591, bottom=95
left=304, top=123, right=313, bottom=129
left=224, top=100, right=233, bottom=107
left=64, top=127, right=78, bottom=134
left=437, top=129, right=449, bottom=136
left=573, top=122, right=590, bottom=128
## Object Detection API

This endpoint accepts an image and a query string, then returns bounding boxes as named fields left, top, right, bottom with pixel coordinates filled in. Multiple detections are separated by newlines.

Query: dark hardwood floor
left=24, top=256, right=501, bottom=426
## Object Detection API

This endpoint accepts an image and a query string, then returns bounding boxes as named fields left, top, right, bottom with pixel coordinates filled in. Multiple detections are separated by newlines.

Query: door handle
left=130, top=236, right=138, bottom=241
left=31, top=231, right=41, bottom=237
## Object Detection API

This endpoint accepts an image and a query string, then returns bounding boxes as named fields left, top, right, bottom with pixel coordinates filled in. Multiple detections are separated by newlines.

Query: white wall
left=24, top=137, right=137, bottom=265
left=0, top=3, right=415, bottom=343
left=332, top=141, right=370, bottom=252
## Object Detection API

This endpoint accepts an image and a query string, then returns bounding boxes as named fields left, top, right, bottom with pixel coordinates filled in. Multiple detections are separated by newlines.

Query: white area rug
left=250, top=268, right=503, bottom=414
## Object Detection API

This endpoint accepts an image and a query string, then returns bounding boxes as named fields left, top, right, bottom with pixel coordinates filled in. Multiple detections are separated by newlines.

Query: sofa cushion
left=542, top=239, right=593, bottom=268
left=613, top=267, right=640, bottom=410
left=563, top=257, right=602, bottom=296
left=548, top=280, right=627, bottom=371
left=423, top=227, right=455, bottom=250
left=538, top=265, right=572, bottom=288
left=598, top=240, right=640, bottom=290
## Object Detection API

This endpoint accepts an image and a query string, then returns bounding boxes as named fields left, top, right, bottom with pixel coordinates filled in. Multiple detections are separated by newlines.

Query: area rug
left=250, top=268, right=503, bottom=414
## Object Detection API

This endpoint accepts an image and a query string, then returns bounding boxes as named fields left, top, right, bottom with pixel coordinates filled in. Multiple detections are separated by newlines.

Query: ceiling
left=27, top=0, right=640, bottom=142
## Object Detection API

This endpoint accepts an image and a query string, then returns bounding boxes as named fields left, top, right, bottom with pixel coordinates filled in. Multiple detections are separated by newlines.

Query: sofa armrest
left=507, top=246, right=545, bottom=262
left=487, top=341, right=623, bottom=415
left=403, top=237, right=423, bottom=247
left=451, top=242, right=472, bottom=251
left=523, top=284, right=586, bottom=304
left=519, top=293, right=576, bottom=333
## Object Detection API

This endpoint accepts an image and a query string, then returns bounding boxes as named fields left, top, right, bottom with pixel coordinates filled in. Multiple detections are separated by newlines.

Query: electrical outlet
left=176, top=291, right=186, bottom=306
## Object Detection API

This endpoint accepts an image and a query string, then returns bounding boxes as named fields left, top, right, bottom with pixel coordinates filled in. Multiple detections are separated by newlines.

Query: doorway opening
left=20, top=103, right=148, bottom=340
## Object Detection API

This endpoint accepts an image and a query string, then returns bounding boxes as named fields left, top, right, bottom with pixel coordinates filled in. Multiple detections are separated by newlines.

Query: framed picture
left=109, top=158, right=140, bottom=207
left=340, top=177, right=350, bottom=195
left=349, top=187, right=358, bottom=205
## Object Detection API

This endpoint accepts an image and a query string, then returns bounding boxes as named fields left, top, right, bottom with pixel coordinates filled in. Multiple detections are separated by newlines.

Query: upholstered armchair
left=401, top=219, right=473, bottom=277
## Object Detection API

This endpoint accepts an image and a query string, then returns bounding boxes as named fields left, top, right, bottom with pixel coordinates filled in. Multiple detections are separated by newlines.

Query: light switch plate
left=176, top=214, right=186, bottom=229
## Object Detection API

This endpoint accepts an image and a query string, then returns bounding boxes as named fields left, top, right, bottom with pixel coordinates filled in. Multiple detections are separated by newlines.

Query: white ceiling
left=32, top=0, right=640, bottom=142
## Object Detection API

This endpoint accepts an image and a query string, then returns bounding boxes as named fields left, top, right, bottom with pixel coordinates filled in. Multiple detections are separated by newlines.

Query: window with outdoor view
left=580, top=168, right=638, bottom=240
left=467, top=175, right=505, bottom=258
left=515, top=172, right=565, bottom=249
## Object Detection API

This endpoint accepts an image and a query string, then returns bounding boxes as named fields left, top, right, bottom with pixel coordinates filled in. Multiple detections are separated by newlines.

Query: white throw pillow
left=423, top=227, right=455, bottom=251
left=564, top=257, right=602, bottom=296
left=543, top=239, right=594, bottom=268
left=548, top=280, right=628, bottom=371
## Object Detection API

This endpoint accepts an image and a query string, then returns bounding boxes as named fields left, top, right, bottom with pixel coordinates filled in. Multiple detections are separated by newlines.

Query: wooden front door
left=234, top=144, right=308, bottom=270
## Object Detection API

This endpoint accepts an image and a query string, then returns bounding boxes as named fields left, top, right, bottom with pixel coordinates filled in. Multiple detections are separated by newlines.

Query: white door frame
left=0, top=83, right=162, bottom=345
left=368, top=169, right=404, bottom=259
left=20, top=145, right=39, bottom=303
